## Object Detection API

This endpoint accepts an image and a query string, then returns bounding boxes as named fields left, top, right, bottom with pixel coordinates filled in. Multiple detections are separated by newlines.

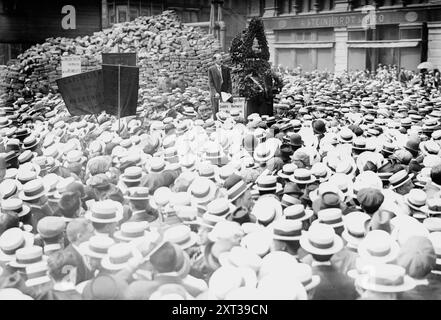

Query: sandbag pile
left=1, top=10, right=222, bottom=103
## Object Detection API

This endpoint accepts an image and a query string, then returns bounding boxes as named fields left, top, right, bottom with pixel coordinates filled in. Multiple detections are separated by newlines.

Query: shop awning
left=347, top=41, right=420, bottom=48
left=274, top=42, right=334, bottom=49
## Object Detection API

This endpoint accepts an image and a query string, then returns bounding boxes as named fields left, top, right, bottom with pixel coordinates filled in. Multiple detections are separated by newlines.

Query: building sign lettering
left=267, top=9, right=425, bottom=30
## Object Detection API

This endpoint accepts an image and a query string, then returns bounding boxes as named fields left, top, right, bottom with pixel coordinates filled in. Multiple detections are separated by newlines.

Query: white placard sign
left=61, top=55, right=81, bottom=78
left=231, top=97, right=246, bottom=118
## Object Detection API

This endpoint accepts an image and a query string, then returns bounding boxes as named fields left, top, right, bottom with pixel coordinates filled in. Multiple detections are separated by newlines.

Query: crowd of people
left=0, top=65, right=440, bottom=300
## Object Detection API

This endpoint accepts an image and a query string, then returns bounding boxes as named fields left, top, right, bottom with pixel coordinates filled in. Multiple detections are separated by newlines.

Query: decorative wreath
left=229, top=18, right=282, bottom=100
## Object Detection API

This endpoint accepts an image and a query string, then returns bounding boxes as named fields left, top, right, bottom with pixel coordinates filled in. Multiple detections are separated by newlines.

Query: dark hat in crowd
left=290, top=134, right=304, bottom=148
left=150, top=241, right=190, bottom=277
left=396, top=236, right=436, bottom=279
left=357, top=188, right=384, bottom=214
left=312, top=120, right=326, bottom=135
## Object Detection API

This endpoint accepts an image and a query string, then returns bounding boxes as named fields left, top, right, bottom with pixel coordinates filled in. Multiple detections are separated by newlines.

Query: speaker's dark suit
left=208, top=65, right=232, bottom=118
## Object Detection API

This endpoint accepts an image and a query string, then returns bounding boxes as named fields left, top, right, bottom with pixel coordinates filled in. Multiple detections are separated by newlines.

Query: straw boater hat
left=18, top=179, right=48, bottom=202
left=290, top=168, right=316, bottom=184
left=291, top=263, right=321, bottom=292
left=283, top=204, right=313, bottom=222
left=299, top=223, right=343, bottom=256
left=163, top=225, right=198, bottom=250
left=85, top=200, right=124, bottom=224
left=125, top=187, right=150, bottom=201
left=80, top=235, right=115, bottom=259
left=388, top=170, right=413, bottom=190
left=355, top=264, right=416, bottom=293
left=9, top=245, right=47, bottom=269
left=316, top=208, right=345, bottom=229
left=357, top=230, right=400, bottom=264
left=427, top=198, right=441, bottom=216
left=254, top=175, right=283, bottom=194
left=0, top=178, right=21, bottom=200
left=114, top=222, right=158, bottom=243
left=218, top=246, right=262, bottom=273
left=341, top=211, right=371, bottom=250
left=0, top=228, right=34, bottom=262
left=277, top=163, right=297, bottom=180
left=120, top=166, right=144, bottom=186
left=270, top=218, right=304, bottom=242
left=101, top=243, right=143, bottom=272
left=187, top=177, right=217, bottom=207
left=3, top=198, right=30, bottom=220
left=253, top=142, right=276, bottom=164
left=404, top=188, right=428, bottom=213
left=240, top=230, right=273, bottom=258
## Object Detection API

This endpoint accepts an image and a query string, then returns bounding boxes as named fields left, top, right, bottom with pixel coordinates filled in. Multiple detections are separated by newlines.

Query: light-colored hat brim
left=357, top=240, right=400, bottom=264
left=188, top=180, right=217, bottom=205
left=18, top=185, right=49, bottom=201
left=171, top=232, right=199, bottom=250
left=84, top=203, right=124, bottom=224
left=25, top=276, right=51, bottom=287
left=299, top=233, right=344, bottom=256
left=341, top=230, right=365, bottom=247
left=390, top=174, right=414, bottom=190
left=356, top=275, right=416, bottom=293
left=114, top=230, right=160, bottom=244
left=9, top=255, right=47, bottom=269
left=101, top=249, right=142, bottom=271
left=290, top=176, right=317, bottom=184
left=79, top=242, right=107, bottom=259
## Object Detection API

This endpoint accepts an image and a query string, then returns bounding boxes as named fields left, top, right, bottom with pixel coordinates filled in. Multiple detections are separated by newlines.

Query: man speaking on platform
left=208, top=53, right=232, bottom=119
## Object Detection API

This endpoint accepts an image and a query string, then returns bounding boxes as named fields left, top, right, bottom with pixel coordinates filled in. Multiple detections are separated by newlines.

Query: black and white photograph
left=0, top=0, right=441, bottom=305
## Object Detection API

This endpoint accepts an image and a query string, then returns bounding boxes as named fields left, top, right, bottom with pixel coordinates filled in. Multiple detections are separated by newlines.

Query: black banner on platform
left=102, top=53, right=137, bottom=66
left=56, top=69, right=104, bottom=116
left=102, top=64, right=139, bottom=118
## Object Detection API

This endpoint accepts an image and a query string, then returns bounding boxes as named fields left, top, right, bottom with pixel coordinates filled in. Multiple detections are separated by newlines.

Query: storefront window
left=376, top=25, right=399, bottom=40
left=277, top=30, right=295, bottom=42
left=276, top=48, right=295, bottom=69
left=401, top=45, right=420, bottom=71
left=317, top=29, right=334, bottom=41
left=348, top=30, right=366, bottom=41
left=400, top=28, right=421, bottom=40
